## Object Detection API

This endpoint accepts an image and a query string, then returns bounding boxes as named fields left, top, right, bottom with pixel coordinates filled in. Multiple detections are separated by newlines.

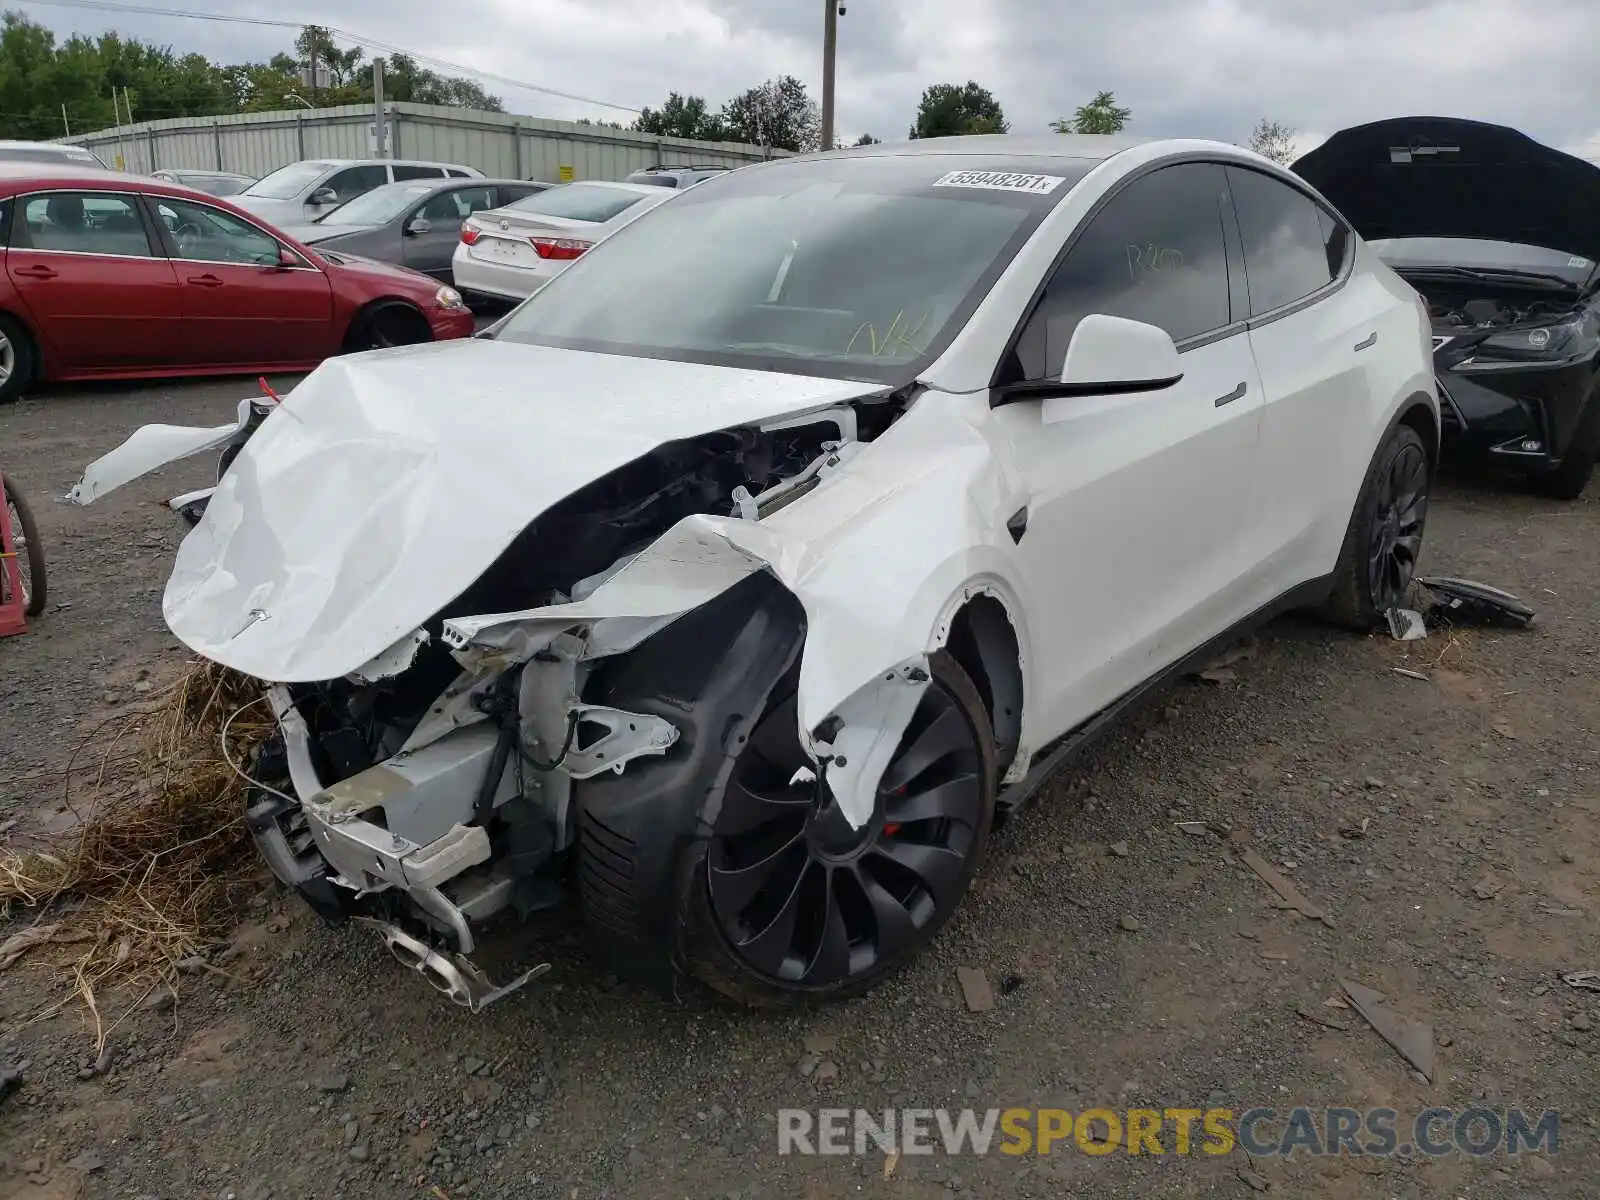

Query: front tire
left=345, top=303, right=432, bottom=353
left=1320, top=423, right=1431, bottom=630
left=680, top=651, right=997, bottom=1007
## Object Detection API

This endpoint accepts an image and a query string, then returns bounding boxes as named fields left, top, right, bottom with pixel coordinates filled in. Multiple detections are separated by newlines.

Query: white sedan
left=73, top=135, right=1436, bottom=1011
left=450, top=180, right=674, bottom=302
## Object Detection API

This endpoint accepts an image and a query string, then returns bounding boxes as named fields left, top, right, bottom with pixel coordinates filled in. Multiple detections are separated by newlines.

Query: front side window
left=320, top=165, right=389, bottom=202
left=155, top=197, right=281, bottom=265
left=1228, top=167, right=1339, bottom=316
left=1008, top=162, right=1233, bottom=382
left=495, top=154, right=1090, bottom=383
left=16, top=192, right=153, bottom=257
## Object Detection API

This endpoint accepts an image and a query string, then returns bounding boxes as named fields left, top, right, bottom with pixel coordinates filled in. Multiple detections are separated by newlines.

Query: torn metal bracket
left=561, top=705, right=680, bottom=779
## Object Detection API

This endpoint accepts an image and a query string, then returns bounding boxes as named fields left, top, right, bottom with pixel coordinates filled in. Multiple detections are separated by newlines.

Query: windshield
left=318, top=182, right=436, bottom=225
left=495, top=154, right=1091, bottom=382
left=503, top=184, right=649, bottom=224
left=1373, top=237, right=1593, bottom=286
left=244, top=161, right=333, bottom=200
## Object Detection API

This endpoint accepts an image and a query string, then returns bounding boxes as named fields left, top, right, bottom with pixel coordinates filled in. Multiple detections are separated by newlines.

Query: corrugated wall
left=64, top=103, right=787, bottom=182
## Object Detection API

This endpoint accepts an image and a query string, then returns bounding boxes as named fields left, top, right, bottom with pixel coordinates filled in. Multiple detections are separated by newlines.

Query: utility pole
left=820, top=0, right=839, bottom=153
left=61, top=104, right=70, bottom=136
left=371, top=57, right=386, bottom=158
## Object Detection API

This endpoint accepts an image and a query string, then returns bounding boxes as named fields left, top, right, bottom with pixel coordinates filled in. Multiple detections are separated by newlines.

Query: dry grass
left=0, top=660, right=273, bottom=1045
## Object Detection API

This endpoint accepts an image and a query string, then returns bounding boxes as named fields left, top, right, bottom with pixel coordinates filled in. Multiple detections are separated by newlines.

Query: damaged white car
left=73, top=136, right=1438, bottom=1011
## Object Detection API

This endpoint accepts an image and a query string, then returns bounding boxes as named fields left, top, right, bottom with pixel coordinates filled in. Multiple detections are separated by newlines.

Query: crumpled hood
left=163, top=339, right=885, bottom=682
left=1292, top=116, right=1600, bottom=262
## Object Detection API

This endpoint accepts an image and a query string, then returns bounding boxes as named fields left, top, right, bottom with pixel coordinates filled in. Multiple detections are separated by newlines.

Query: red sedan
left=0, top=164, right=476, bottom=403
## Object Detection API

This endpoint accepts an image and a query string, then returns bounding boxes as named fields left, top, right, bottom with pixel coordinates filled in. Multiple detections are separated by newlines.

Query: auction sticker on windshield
left=931, top=170, right=1067, bottom=195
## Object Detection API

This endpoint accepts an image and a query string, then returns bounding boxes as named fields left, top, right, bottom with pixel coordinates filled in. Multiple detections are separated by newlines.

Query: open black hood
left=1292, top=116, right=1600, bottom=264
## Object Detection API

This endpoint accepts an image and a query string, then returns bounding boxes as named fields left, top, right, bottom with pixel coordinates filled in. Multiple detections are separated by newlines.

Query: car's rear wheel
left=1320, top=423, right=1431, bottom=629
left=1529, top=391, right=1600, bottom=501
left=346, top=303, right=432, bottom=353
left=680, top=651, right=996, bottom=1007
left=0, top=313, right=38, bottom=405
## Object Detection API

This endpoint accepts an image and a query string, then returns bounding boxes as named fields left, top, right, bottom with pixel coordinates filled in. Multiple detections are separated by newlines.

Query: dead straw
left=0, top=659, right=273, bottom=1043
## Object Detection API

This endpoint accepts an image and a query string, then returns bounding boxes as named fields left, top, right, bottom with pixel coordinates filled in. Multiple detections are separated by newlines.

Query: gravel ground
left=1, top=378, right=1596, bottom=1200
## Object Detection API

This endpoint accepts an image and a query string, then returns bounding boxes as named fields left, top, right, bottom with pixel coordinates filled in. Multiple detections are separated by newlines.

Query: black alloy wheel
left=704, top=654, right=992, bottom=991
left=1365, top=434, right=1429, bottom=611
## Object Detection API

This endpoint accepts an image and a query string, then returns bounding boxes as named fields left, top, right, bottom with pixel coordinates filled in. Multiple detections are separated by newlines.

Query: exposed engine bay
left=1415, top=284, right=1578, bottom=333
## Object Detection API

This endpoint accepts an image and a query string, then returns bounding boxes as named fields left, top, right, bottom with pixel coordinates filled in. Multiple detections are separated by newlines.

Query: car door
left=152, top=194, right=334, bottom=367
left=401, top=185, right=496, bottom=279
left=990, top=161, right=1267, bottom=731
left=5, top=190, right=183, bottom=371
left=1227, top=166, right=1396, bottom=590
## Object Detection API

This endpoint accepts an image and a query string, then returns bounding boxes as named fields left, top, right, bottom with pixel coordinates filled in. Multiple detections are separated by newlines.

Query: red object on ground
left=0, top=475, right=27, bottom=638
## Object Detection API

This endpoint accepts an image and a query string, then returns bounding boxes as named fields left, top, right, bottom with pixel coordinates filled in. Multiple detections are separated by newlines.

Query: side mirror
left=309, top=187, right=338, bottom=206
left=404, top=216, right=432, bottom=236
left=1058, top=314, right=1183, bottom=394
left=274, top=246, right=300, bottom=269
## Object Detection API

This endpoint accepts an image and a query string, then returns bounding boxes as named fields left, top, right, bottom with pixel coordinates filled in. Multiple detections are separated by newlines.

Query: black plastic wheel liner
left=573, top=573, right=808, bottom=987
left=704, top=675, right=985, bottom=987
left=1366, top=435, right=1429, bottom=611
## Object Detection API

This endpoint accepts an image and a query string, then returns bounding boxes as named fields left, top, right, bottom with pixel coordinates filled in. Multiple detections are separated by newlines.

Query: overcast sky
left=21, top=0, right=1600, bottom=160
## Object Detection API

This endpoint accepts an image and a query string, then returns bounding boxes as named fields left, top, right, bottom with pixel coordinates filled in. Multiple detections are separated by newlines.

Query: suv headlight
left=1466, top=318, right=1582, bottom=364
left=435, top=285, right=466, bottom=310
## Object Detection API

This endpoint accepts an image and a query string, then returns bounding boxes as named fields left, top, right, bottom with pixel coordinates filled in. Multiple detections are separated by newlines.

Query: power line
left=13, top=0, right=643, bottom=114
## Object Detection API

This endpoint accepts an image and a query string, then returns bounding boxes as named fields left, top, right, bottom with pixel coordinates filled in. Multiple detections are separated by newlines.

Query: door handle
left=1354, top=331, right=1378, bottom=351
left=186, top=274, right=225, bottom=287
left=14, top=265, right=57, bottom=280
left=1213, top=381, right=1247, bottom=408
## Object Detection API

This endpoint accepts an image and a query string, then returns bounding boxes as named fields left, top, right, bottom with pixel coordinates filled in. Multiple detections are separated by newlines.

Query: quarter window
left=154, top=197, right=281, bottom=265
left=1227, top=167, right=1340, bottom=316
left=15, top=193, right=154, bottom=257
left=1009, top=162, right=1233, bottom=382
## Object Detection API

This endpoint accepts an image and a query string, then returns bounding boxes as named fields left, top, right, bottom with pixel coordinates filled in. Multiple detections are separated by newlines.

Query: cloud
left=27, top=0, right=1600, bottom=152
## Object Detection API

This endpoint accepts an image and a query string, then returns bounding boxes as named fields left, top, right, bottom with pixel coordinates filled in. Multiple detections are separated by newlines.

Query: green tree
left=720, top=76, right=819, bottom=153
left=1052, top=90, right=1131, bottom=135
left=633, top=91, right=725, bottom=141
left=909, top=82, right=1007, bottom=139
left=1247, top=118, right=1296, bottom=165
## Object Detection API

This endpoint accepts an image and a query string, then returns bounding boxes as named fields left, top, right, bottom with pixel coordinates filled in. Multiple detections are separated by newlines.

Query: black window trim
left=9, top=187, right=163, bottom=259
left=989, top=153, right=1358, bottom=391
left=1224, top=163, right=1356, bottom=334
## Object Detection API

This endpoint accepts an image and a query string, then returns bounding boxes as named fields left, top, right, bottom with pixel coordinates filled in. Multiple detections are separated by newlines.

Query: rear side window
left=393, top=164, right=446, bottom=181
left=1227, top=167, right=1339, bottom=316
left=505, top=183, right=646, bottom=223
left=15, top=192, right=154, bottom=257
left=446, top=168, right=473, bottom=178
left=1009, top=162, right=1233, bottom=381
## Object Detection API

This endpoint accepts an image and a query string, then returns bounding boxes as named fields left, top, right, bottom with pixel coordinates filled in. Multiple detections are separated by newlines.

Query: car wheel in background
left=1320, top=423, right=1431, bottom=630
left=345, top=302, right=432, bottom=354
left=0, top=314, right=38, bottom=405
left=1528, top=389, right=1600, bottom=501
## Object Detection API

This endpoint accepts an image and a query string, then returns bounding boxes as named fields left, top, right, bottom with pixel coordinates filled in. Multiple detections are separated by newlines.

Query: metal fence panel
left=64, top=102, right=787, bottom=183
